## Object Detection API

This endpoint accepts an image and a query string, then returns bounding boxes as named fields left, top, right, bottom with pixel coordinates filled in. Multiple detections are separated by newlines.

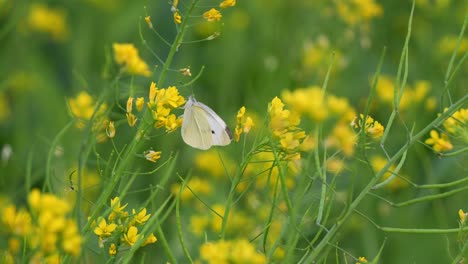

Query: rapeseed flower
left=27, top=4, right=69, bottom=41
left=425, top=130, right=453, bottom=153
left=203, top=8, right=222, bottom=22
left=113, top=43, right=151, bottom=77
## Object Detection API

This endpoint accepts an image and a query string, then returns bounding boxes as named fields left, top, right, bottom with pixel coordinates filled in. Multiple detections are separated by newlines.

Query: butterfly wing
left=181, top=96, right=232, bottom=150
left=182, top=102, right=213, bottom=150
left=195, top=101, right=232, bottom=147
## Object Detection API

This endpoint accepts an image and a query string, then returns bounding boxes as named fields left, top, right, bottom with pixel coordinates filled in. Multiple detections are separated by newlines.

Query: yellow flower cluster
left=442, top=108, right=468, bottom=135
left=281, top=86, right=358, bottom=156
left=1, top=189, right=82, bottom=262
left=68, top=91, right=109, bottom=142
left=375, top=75, right=435, bottom=111
left=113, top=43, right=151, bottom=77
left=268, top=96, right=307, bottom=159
left=425, top=108, right=467, bottom=153
left=234, top=106, right=254, bottom=142
left=171, top=177, right=213, bottom=202
left=92, top=197, right=157, bottom=255
left=147, top=82, right=185, bottom=132
left=199, top=239, right=266, bottom=264
left=370, top=156, right=408, bottom=191
left=336, top=0, right=383, bottom=26
left=201, top=0, right=235, bottom=23
left=437, top=35, right=468, bottom=56
left=27, top=4, right=69, bottom=41
left=351, top=114, right=385, bottom=139
left=425, top=130, right=453, bottom=153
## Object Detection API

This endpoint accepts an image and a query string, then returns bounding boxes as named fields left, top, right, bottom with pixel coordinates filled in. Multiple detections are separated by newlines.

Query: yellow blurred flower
left=109, top=243, right=117, bottom=256
left=27, top=4, right=69, bottom=41
left=171, top=177, right=213, bottom=201
left=438, top=35, right=468, bottom=56
left=203, top=8, right=222, bottom=22
left=425, top=130, right=453, bottom=153
left=371, top=156, right=408, bottom=191
left=113, top=43, right=151, bottom=77
left=282, top=87, right=328, bottom=122
left=68, top=91, right=107, bottom=127
left=234, top=106, right=255, bottom=142
left=336, top=0, right=383, bottom=25
left=356, top=256, right=368, bottom=264
left=326, top=122, right=356, bottom=156
left=200, top=239, right=266, bottom=264
left=442, top=108, right=468, bottom=136
left=174, top=11, right=182, bottom=24
left=195, top=150, right=235, bottom=178
left=220, top=0, right=236, bottom=9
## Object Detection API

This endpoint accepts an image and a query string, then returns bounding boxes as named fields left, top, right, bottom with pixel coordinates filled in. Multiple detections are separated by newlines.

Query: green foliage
left=0, top=0, right=467, bottom=263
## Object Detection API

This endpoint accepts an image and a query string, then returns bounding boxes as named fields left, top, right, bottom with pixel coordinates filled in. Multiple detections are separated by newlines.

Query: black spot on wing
left=211, top=130, right=215, bottom=134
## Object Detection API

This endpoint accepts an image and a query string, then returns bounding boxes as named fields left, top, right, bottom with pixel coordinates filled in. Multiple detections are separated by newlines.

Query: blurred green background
left=1, top=0, right=467, bottom=263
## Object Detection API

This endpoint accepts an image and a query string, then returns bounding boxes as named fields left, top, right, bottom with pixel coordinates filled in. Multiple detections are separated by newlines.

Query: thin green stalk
left=302, top=94, right=467, bottom=262
left=157, top=0, right=200, bottom=87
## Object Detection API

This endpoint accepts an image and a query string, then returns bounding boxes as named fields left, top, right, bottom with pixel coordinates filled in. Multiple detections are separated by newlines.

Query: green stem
left=302, top=94, right=467, bottom=262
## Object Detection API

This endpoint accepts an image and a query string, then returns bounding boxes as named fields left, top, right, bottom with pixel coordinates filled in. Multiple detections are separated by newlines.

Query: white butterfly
left=181, top=95, right=232, bottom=150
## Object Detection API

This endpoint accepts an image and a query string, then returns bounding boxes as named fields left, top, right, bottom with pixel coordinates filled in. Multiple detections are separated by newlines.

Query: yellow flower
left=123, top=226, right=141, bottom=247
left=326, top=122, right=356, bottom=156
left=142, top=233, right=157, bottom=246
left=459, top=209, right=467, bottom=224
left=371, top=156, right=408, bottom=191
left=126, top=97, right=133, bottom=113
left=94, top=219, right=117, bottom=238
left=282, top=87, right=328, bottom=122
left=27, top=4, right=69, bottom=41
left=149, top=82, right=158, bottom=102
left=113, top=43, right=151, bottom=77
left=443, top=108, right=468, bottom=135
left=356, top=256, right=368, bottom=264
left=68, top=91, right=107, bottom=125
left=234, top=106, right=254, bottom=142
left=108, top=197, right=128, bottom=221
left=171, top=177, right=213, bottom=201
left=144, top=16, right=153, bottom=29
left=352, top=114, right=384, bottom=139
left=144, top=150, right=162, bottom=162
left=174, top=11, right=182, bottom=24
left=132, top=208, right=151, bottom=225
left=190, top=215, right=210, bottom=236
left=203, top=8, right=222, bottom=22
left=106, top=121, right=116, bottom=138
left=135, top=97, right=145, bottom=112
left=200, top=239, right=266, bottom=264
left=62, top=221, right=82, bottom=256
left=126, top=112, right=137, bottom=127
left=336, top=0, right=383, bottom=25
left=425, top=130, right=453, bottom=153
left=220, top=0, right=236, bottom=8
left=195, top=150, right=235, bottom=178
left=109, top=243, right=117, bottom=256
